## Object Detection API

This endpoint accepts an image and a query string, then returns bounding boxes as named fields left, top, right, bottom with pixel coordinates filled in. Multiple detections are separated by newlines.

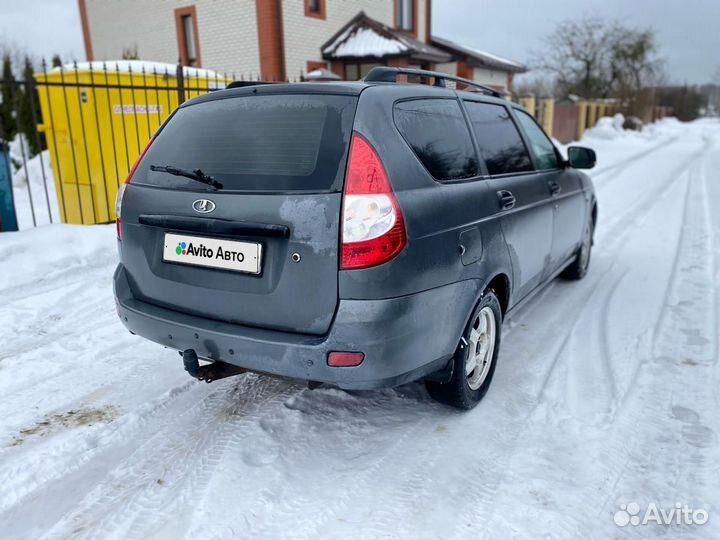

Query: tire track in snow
left=186, top=387, right=439, bottom=540
left=577, top=152, right=719, bottom=538
left=532, top=145, right=700, bottom=415
left=597, top=141, right=708, bottom=249
left=0, top=377, right=198, bottom=520
left=0, top=259, right=116, bottom=364
left=0, top=248, right=115, bottom=303
left=37, top=375, right=298, bottom=540
left=590, top=133, right=682, bottom=186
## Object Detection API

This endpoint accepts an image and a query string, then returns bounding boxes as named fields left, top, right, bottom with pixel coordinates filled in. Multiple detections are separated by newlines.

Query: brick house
left=78, top=0, right=525, bottom=91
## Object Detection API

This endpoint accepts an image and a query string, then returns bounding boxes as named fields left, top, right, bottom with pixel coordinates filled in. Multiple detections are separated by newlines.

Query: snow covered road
left=1, top=118, right=719, bottom=539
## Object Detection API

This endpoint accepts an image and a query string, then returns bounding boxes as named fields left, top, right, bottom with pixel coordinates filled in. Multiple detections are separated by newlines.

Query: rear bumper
left=114, top=265, right=481, bottom=389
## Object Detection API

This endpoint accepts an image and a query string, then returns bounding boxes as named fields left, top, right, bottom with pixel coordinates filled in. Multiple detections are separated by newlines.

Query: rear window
left=134, top=94, right=357, bottom=192
left=464, top=101, right=533, bottom=175
left=394, top=99, right=478, bottom=181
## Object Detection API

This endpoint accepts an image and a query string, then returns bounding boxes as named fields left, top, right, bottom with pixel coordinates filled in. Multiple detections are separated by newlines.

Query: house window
left=182, top=15, right=197, bottom=65
left=304, top=0, right=326, bottom=19
left=344, top=62, right=381, bottom=81
left=175, top=6, right=201, bottom=67
left=396, top=0, right=414, bottom=31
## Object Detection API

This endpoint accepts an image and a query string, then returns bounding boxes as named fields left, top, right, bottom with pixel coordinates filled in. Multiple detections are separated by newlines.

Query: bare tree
left=533, top=17, right=664, bottom=118
left=610, top=27, right=664, bottom=116
left=534, top=17, right=616, bottom=98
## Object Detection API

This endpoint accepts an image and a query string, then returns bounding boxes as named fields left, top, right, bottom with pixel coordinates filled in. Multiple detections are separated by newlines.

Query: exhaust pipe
left=182, top=349, right=246, bottom=383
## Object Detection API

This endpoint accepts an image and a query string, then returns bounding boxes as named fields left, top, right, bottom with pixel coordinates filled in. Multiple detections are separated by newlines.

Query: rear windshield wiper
left=149, top=164, right=223, bottom=190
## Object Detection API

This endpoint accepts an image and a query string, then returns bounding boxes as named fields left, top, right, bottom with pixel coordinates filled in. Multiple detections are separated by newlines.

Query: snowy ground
left=1, top=118, right=719, bottom=539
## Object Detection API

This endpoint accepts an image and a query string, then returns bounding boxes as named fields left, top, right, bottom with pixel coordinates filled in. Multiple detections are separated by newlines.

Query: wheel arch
left=591, top=199, right=598, bottom=226
left=486, top=273, right=511, bottom=319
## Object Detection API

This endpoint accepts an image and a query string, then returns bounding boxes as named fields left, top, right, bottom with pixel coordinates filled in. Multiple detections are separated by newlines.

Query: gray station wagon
left=114, top=67, right=597, bottom=409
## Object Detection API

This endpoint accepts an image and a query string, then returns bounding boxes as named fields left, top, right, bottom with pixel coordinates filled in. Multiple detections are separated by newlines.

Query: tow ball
left=182, top=349, right=246, bottom=383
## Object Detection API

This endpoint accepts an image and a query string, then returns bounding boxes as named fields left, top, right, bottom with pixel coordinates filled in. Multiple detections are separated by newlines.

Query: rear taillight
left=115, top=184, right=126, bottom=240
left=341, top=134, right=406, bottom=270
left=117, top=137, right=155, bottom=240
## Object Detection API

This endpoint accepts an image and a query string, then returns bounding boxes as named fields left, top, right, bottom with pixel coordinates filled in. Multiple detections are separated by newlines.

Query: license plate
left=163, top=233, right=262, bottom=274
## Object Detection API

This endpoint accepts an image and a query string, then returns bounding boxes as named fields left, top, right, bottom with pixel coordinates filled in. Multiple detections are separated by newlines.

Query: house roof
left=305, top=68, right=342, bottom=81
left=321, top=12, right=451, bottom=63
left=431, top=36, right=527, bottom=74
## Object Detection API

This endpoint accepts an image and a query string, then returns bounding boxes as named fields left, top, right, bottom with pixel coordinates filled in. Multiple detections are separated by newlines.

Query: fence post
left=577, top=100, right=588, bottom=141
left=587, top=102, right=598, bottom=130
left=176, top=63, right=186, bottom=104
left=519, top=95, right=536, bottom=116
left=541, top=97, right=554, bottom=138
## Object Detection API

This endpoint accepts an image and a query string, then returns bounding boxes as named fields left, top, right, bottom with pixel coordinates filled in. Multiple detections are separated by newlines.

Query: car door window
left=464, top=101, right=533, bottom=176
left=514, top=109, right=560, bottom=170
left=394, top=99, right=479, bottom=181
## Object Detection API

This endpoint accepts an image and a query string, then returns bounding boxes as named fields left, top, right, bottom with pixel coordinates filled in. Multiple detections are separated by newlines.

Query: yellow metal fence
left=35, top=62, right=229, bottom=224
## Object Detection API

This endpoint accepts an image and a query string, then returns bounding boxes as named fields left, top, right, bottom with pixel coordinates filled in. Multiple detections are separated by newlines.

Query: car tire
left=562, top=217, right=594, bottom=280
left=425, top=290, right=502, bottom=410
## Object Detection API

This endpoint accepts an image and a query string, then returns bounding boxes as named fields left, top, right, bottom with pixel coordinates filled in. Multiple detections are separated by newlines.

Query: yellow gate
left=35, top=61, right=229, bottom=224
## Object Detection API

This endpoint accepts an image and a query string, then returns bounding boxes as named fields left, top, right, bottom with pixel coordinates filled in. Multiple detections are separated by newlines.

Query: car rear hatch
left=118, top=89, right=358, bottom=335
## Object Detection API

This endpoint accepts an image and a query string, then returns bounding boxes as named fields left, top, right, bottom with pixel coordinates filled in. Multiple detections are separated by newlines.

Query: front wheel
left=425, top=290, right=502, bottom=410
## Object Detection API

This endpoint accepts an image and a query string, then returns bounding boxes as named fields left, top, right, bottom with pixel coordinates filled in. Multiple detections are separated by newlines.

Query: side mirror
left=567, top=146, right=596, bottom=169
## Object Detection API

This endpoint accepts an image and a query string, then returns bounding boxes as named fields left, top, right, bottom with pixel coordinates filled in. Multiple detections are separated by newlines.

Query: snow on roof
left=467, top=47, right=524, bottom=69
left=431, top=36, right=526, bottom=73
left=306, top=68, right=342, bottom=80
left=321, top=12, right=450, bottom=62
left=53, top=60, right=222, bottom=79
left=329, top=27, right=408, bottom=58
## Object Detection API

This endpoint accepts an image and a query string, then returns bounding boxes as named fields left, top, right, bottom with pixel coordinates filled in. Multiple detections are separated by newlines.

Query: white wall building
left=78, top=0, right=525, bottom=90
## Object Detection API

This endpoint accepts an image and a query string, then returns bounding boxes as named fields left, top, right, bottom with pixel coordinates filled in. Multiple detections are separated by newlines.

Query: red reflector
left=327, top=351, right=365, bottom=367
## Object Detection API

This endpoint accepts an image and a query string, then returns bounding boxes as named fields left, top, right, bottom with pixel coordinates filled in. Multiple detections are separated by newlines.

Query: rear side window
left=135, top=94, right=357, bottom=192
left=464, top=101, right=533, bottom=175
left=394, top=99, right=478, bottom=181
left=515, top=110, right=560, bottom=170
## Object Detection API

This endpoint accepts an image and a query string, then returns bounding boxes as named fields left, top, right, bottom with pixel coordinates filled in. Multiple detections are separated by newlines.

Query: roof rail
left=226, top=80, right=280, bottom=89
left=363, top=66, right=503, bottom=98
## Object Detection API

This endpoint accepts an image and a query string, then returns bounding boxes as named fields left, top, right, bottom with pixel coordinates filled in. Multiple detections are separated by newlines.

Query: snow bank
left=0, top=223, right=114, bottom=291
left=581, top=114, right=627, bottom=140
left=581, top=114, right=687, bottom=143
left=556, top=115, right=690, bottom=165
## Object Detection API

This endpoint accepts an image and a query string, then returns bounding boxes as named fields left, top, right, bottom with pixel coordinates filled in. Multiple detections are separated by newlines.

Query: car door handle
left=497, top=190, right=516, bottom=210
left=548, top=181, right=561, bottom=195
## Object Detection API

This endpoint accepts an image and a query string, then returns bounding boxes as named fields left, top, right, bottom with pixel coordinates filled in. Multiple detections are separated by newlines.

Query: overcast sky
left=0, top=0, right=717, bottom=83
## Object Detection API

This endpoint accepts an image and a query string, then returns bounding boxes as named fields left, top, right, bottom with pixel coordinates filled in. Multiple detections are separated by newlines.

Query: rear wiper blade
left=149, top=164, right=223, bottom=190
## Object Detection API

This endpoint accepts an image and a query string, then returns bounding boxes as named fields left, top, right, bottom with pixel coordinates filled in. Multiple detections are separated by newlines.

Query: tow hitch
left=182, top=349, right=246, bottom=383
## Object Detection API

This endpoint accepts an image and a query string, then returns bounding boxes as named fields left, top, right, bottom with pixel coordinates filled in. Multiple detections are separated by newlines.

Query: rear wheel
left=425, top=290, right=502, bottom=410
left=562, top=217, right=594, bottom=280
